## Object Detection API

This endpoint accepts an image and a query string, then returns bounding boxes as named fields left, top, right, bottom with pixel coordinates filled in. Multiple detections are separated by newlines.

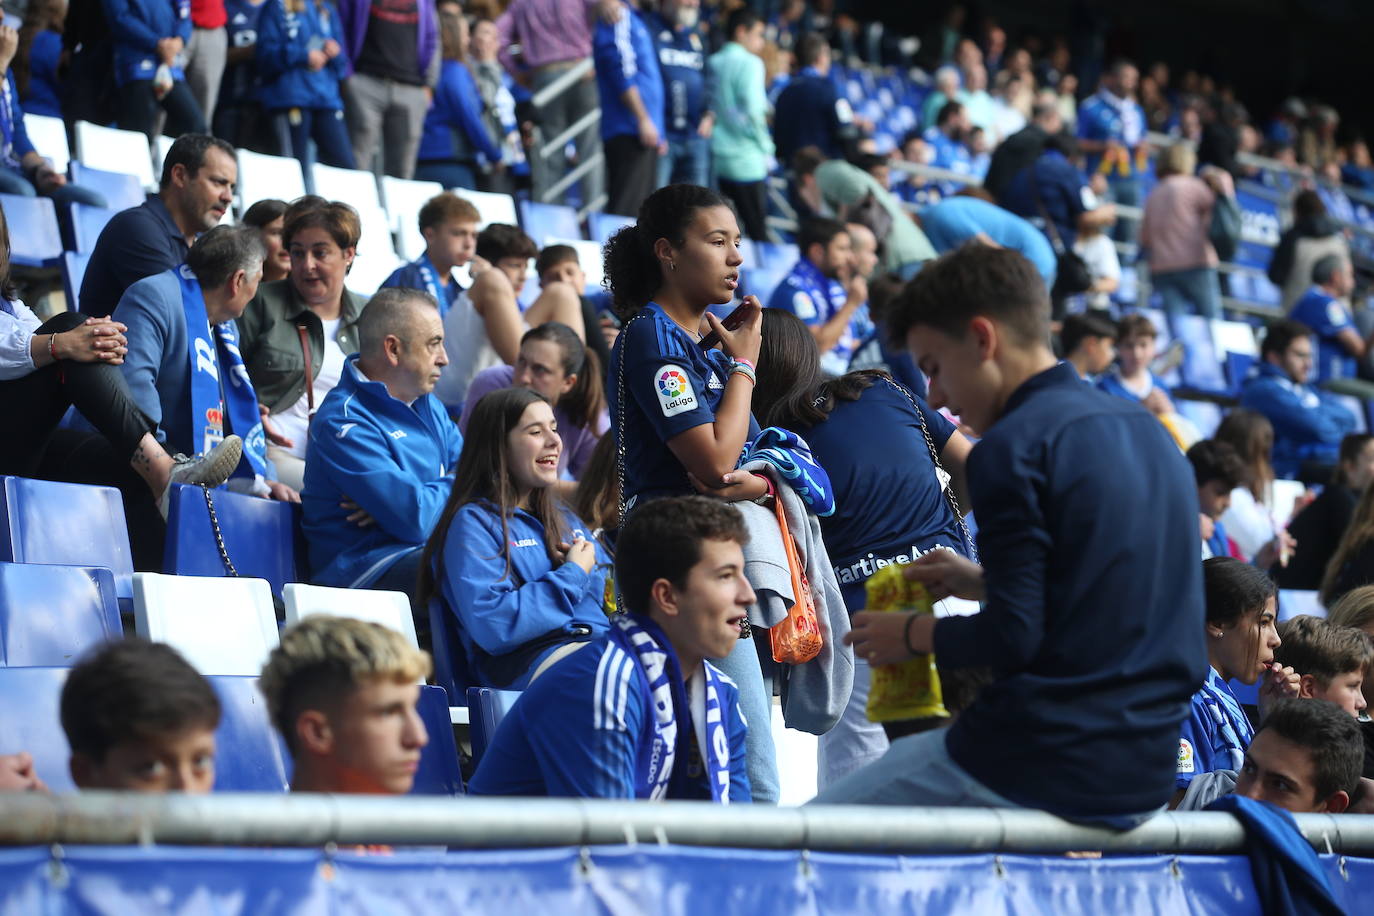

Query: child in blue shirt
left=254, top=0, right=354, bottom=169
left=421, top=387, right=611, bottom=690
left=1186, top=439, right=1246, bottom=560
left=1175, top=557, right=1300, bottom=803
left=1288, top=255, right=1368, bottom=389
left=467, top=495, right=752, bottom=802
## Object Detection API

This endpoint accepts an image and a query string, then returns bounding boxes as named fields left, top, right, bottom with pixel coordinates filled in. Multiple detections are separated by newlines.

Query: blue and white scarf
left=178, top=265, right=269, bottom=480
left=609, top=614, right=734, bottom=803
left=740, top=426, right=835, bottom=517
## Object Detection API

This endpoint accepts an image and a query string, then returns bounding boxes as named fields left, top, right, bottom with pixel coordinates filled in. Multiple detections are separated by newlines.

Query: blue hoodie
left=102, top=0, right=192, bottom=87
left=433, top=501, right=611, bottom=689
left=254, top=0, right=350, bottom=111
left=302, top=355, right=463, bottom=587
left=1239, top=361, right=1356, bottom=479
left=592, top=3, right=664, bottom=142
left=417, top=60, right=504, bottom=166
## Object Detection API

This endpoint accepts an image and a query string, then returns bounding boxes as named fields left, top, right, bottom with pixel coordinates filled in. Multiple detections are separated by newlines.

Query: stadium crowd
left=3, top=0, right=1374, bottom=839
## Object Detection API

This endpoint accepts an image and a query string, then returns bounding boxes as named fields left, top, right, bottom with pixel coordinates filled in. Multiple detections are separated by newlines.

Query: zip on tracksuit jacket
left=302, top=354, right=463, bottom=587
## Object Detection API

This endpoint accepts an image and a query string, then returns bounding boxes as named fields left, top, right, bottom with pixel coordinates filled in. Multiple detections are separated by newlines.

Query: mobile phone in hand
left=698, top=299, right=753, bottom=350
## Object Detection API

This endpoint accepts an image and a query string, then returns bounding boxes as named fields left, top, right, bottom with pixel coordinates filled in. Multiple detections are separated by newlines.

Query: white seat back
left=1211, top=319, right=1260, bottom=357
left=73, top=120, right=155, bottom=190
left=1270, top=479, right=1307, bottom=527
left=311, top=162, right=382, bottom=212
left=133, top=572, right=279, bottom=676
left=236, top=149, right=306, bottom=212
left=458, top=189, right=518, bottom=229
left=1278, top=590, right=1325, bottom=621
left=379, top=176, right=444, bottom=260
left=24, top=114, right=69, bottom=176
left=346, top=204, right=403, bottom=296
left=283, top=584, right=419, bottom=650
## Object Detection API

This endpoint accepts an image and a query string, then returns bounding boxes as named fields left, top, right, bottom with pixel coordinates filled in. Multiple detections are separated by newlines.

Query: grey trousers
left=530, top=63, right=603, bottom=206
left=185, top=26, right=228, bottom=127
left=344, top=72, right=429, bottom=178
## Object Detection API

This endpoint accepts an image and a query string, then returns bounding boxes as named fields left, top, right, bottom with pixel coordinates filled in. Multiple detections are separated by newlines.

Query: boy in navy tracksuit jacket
left=468, top=497, right=752, bottom=802
left=301, top=291, right=462, bottom=599
left=818, top=245, right=1207, bottom=824
left=103, top=0, right=207, bottom=138
left=593, top=2, right=665, bottom=217
left=255, top=0, right=354, bottom=169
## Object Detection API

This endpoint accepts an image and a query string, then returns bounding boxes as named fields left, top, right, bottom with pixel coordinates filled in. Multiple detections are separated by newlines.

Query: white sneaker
left=159, top=435, right=244, bottom=518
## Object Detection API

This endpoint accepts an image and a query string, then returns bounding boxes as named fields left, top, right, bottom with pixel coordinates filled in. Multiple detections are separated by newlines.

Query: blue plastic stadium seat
left=211, top=675, right=291, bottom=792
left=427, top=598, right=474, bottom=703
left=163, top=483, right=304, bottom=597
left=0, top=563, right=121, bottom=666
left=0, top=666, right=74, bottom=791
left=755, top=241, right=799, bottom=269
left=466, top=686, right=521, bottom=768
left=62, top=202, right=120, bottom=253
left=68, top=162, right=146, bottom=212
left=61, top=251, right=92, bottom=311
left=519, top=200, right=583, bottom=245
left=412, top=684, right=464, bottom=795
left=743, top=267, right=788, bottom=304
left=1223, top=352, right=1257, bottom=396
left=737, top=237, right=759, bottom=270
left=0, top=194, right=62, bottom=267
left=588, top=210, right=634, bottom=245
left=0, top=476, right=134, bottom=608
left=1171, top=315, right=1227, bottom=395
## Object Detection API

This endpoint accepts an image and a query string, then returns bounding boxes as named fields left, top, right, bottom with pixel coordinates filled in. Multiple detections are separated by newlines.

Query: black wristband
left=903, top=612, right=920, bottom=656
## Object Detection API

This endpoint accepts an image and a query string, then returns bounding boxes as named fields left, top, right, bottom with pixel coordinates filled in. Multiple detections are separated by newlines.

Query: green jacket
left=234, top=278, right=369, bottom=414
left=708, top=41, right=774, bottom=183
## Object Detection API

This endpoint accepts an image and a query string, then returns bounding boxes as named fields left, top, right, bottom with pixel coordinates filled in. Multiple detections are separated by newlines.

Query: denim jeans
left=0, top=168, right=108, bottom=208
left=811, top=727, right=1022, bottom=807
left=1153, top=266, right=1222, bottom=320
left=415, top=160, right=478, bottom=192
left=657, top=133, right=711, bottom=188
left=273, top=108, right=357, bottom=171
left=1107, top=174, right=1141, bottom=245
left=711, top=632, right=779, bottom=804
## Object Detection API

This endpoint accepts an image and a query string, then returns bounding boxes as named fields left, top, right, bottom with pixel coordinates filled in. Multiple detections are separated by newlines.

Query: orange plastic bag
left=863, top=564, right=948, bottom=723
left=768, top=489, right=823, bottom=665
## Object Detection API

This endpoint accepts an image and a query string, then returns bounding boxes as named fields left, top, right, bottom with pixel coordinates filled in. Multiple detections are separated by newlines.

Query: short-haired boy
left=827, top=243, right=1206, bottom=825
left=380, top=191, right=482, bottom=317
left=1187, top=439, right=1247, bottom=559
left=1276, top=615, right=1372, bottom=717
left=259, top=615, right=432, bottom=794
left=62, top=639, right=222, bottom=793
left=1060, top=311, right=1118, bottom=380
left=468, top=496, right=753, bottom=802
left=1233, top=697, right=1363, bottom=814
left=535, top=243, right=614, bottom=365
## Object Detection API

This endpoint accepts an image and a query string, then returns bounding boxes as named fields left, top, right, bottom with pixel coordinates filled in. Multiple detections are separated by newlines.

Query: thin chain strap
left=611, top=311, right=653, bottom=616
left=882, top=378, right=979, bottom=563
left=202, top=485, right=240, bottom=577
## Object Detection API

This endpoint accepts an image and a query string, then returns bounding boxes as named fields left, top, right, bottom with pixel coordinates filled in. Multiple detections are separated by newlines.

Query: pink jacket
left=1140, top=174, right=1218, bottom=273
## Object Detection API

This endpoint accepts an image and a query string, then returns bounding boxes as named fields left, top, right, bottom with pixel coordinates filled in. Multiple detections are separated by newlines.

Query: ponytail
left=602, top=183, right=734, bottom=319
left=521, top=322, right=606, bottom=429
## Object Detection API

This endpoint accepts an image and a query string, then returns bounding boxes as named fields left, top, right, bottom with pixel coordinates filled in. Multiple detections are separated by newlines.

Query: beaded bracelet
left=729, top=363, right=756, bottom=385
left=732, top=356, right=756, bottom=373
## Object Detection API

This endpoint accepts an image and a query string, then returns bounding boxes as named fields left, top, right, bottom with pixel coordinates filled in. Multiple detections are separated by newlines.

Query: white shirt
left=0, top=299, right=41, bottom=380
left=1221, top=485, right=1277, bottom=561
left=1071, top=233, right=1121, bottom=312
left=275, top=317, right=346, bottom=459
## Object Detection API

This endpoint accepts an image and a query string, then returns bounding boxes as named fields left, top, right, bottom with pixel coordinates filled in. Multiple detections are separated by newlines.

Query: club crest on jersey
left=655, top=365, right=698, bottom=417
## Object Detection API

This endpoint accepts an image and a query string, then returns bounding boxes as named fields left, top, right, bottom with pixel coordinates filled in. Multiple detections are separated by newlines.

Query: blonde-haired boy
left=259, top=615, right=432, bottom=794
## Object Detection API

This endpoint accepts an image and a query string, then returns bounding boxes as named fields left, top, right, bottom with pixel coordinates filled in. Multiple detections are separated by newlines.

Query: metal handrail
left=530, top=59, right=595, bottom=110
left=2, top=793, right=1374, bottom=854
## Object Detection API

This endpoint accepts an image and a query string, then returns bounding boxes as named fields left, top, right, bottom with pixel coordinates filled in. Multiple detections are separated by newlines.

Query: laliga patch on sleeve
left=792, top=290, right=818, bottom=321
left=655, top=365, right=699, bottom=417
left=1080, top=186, right=1101, bottom=210
left=1328, top=301, right=1350, bottom=328
left=1176, top=738, right=1195, bottom=774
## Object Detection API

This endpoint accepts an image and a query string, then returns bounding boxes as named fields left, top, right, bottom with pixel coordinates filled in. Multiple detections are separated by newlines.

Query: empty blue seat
left=163, top=484, right=303, bottom=597
left=0, top=563, right=120, bottom=666
left=1172, top=315, right=1228, bottom=396
left=755, top=241, right=799, bottom=269
left=62, top=251, right=92, bottom=312
left=412, top=684, right=464, bottom=795
left=743, top=267, right=788, bottom=304
left=0, top=194, right=61, bottom=267
left=211, top=675, right=291, bottom=792
left=63, top=202, right=120, bottom=253
left=68, top=162, right=146, bottom=211
left=519, top=200, right=583, bottom=245
left=737, top=238, right=759, bottom=270
left=588, top=210, right=634, bottom=245
left=427, top=598, right=474, bottom=703
left=466, top=686, right=521, bottom=767
left=0, top=666, right=74, bottom=791
left=0, top=477, right=134, bottom=608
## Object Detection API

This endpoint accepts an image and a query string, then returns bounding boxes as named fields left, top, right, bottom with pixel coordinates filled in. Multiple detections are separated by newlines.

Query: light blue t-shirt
left=919, top=196, right=1058, bottom=290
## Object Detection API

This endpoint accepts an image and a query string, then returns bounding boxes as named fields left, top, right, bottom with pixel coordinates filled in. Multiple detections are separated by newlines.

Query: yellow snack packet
left=863, top=563, right=949, bottom=723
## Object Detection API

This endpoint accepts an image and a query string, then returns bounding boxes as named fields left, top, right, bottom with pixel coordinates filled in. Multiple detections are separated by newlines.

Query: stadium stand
left=0, top=563, right=120, bottom=667
left=132, top=573, right=279, bottom=677
left=162, top=484, right=304, bottom=600
left=465, top=686, right=521, bottom=769
left=283, top=584, right=419, bottom=652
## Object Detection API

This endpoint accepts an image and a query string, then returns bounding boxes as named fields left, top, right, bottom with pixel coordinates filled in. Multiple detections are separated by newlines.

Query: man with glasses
left=1241, top=319, right=1357, bottom=483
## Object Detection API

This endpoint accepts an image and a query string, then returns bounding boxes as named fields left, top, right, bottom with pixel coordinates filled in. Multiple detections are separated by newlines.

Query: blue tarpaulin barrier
left=1, top=844, right=1372, bottom=914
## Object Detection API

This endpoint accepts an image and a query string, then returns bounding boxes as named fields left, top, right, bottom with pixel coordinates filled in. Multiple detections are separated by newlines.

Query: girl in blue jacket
left=254, top=0, right=354, bottom=169
left=415, top=5, right=503, bottom=191
left=102, top=0, right=207, bottom=139
left=420, top=387, right=611, bottom=690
